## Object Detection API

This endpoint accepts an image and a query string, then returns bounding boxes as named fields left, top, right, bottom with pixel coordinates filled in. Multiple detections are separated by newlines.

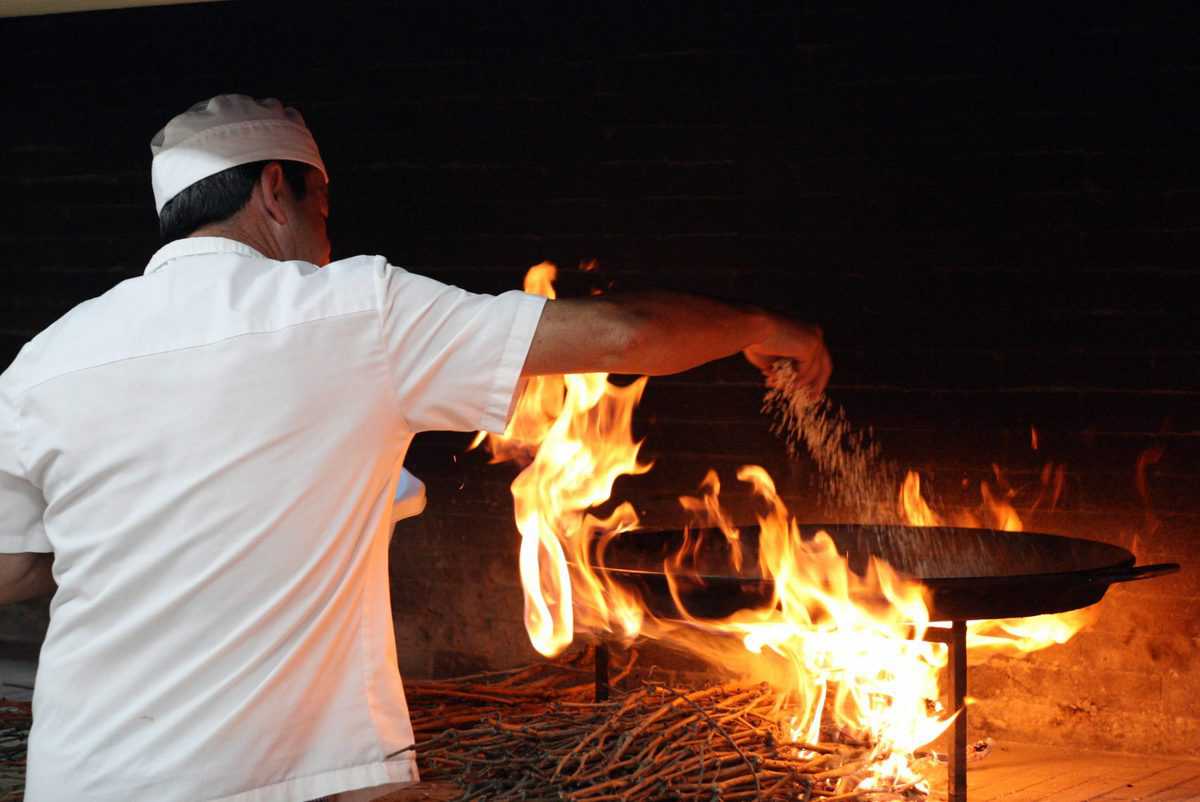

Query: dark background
left=1, top=1, right=1197, bottom=754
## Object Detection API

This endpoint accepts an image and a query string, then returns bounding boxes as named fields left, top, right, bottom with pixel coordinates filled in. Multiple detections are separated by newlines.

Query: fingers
left=795, top=327, right=832, bottom=396
left=808, top=347, right=833, bottom=396
left=742, top=319, right=833, bottom=397
left=746, top=341, right=832, bottom=398
left=743, top=347, right=773, bottom=373
left=790, top=346, right=831, bottom=398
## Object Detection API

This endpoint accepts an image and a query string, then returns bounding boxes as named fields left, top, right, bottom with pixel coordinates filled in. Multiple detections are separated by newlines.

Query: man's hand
left=0, top=552, right=55, bottom=605
left=743, top=319, right=832, bottom=398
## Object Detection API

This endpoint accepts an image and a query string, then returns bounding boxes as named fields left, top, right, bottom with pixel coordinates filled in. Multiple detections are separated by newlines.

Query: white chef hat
left=150, top=94, right=328, bottom=216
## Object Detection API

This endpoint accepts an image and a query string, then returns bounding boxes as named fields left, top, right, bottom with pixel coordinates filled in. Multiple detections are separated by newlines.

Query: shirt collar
left=144, top=237, right=270, bottom=275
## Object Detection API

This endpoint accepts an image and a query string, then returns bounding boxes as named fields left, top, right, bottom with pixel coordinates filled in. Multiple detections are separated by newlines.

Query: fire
left=898, top=471, right=940, bottom=527
left=896, top=470, right=1092, bottom=658
left=965, top=608, right=1097, bottom=661
left=896, top=468, right=1022, bottom=532
left=469, top=263, right=563, bottom=460
left=480, top=264, right=1092, bottom=793
left=474, top=262, right=653, bottom=655
left=668, top=465, right=953, bottom=763
left=509, top=368, right=652, bottom=655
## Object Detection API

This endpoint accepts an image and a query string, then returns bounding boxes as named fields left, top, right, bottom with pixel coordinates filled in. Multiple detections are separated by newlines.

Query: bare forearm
left=609, top=292, right=775, bottom=375
left=522, top=291, right=830, bottom=394
left=524, top=293, right=770, bottom=376
left=0, top=553, right=55, bottom=605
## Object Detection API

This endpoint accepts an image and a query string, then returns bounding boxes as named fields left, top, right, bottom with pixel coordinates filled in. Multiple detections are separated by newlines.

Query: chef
left=0, top=94, right=830, bottom=802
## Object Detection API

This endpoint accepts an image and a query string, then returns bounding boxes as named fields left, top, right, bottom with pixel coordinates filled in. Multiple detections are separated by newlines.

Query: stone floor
left=961, top=741, right=1200, bottom=802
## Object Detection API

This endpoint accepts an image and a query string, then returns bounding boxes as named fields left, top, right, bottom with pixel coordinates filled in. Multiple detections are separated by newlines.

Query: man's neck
left=190, top=220, right=283, bottom=261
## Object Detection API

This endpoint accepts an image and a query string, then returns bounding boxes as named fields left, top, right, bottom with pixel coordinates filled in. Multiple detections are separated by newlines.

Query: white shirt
left=0, top=237, right=546, bottom=802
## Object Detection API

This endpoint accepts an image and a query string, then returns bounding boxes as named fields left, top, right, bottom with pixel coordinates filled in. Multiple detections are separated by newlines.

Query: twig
left=643, top=680, right=761, bottom=799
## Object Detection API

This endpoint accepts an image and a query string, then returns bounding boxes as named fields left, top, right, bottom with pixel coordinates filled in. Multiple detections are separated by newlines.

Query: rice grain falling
left=763, top=359, right=895, bottom=519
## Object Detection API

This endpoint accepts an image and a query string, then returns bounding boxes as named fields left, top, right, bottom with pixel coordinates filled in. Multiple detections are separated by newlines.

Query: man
left=0, top=95, right=830, bottom=802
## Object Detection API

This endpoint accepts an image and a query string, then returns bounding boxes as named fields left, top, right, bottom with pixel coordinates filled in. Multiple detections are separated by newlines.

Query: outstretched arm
left=522, top=292, right=831, bottom=395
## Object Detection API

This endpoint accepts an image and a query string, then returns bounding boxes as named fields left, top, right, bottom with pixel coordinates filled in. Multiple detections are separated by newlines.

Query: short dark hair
left=158, top=159, right=312, bottom=243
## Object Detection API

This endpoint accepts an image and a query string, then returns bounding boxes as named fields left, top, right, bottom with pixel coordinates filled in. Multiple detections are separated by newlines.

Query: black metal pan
left=592, top=523, right=1180, bottom=622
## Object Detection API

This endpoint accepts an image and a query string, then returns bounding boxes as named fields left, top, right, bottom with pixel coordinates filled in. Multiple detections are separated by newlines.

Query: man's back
left=1, top=237, right=545, bottom=801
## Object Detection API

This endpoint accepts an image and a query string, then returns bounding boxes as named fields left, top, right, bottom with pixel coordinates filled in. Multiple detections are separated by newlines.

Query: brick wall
left=1, top=2, right=1196, bottom=755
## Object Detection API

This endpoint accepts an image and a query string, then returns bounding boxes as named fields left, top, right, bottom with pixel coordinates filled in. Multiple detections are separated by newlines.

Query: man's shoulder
left=0, top=276, right=146, bottom=396
left=318, top=253, right=393, bottom=283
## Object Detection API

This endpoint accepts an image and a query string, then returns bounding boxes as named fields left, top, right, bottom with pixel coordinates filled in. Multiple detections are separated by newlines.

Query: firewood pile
left=0, top=700, right=31, bottom=802
left=400, top=649, right=942, bottom=801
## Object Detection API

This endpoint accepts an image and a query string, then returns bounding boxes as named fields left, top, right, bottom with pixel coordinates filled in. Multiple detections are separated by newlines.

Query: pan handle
left=1089, top=563, right=1180, bottom=584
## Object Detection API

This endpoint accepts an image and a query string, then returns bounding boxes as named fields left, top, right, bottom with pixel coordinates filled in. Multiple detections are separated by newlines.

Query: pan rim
left=590, top=522, right=1136, bottom=584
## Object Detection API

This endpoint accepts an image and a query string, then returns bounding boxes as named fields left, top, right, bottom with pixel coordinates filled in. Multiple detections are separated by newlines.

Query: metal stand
left=594, top=642, right=610, bottom=702
left=925, top=620, right=968, bottom=802
left=591, top=623, right=969, bottom=801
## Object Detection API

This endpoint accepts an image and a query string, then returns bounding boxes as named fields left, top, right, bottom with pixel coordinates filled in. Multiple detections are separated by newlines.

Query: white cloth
left=0, top=237, right=546, bottom=802
left=151, top=95, right=328, bottom=215
left=392, top=469, right=426, bottom=522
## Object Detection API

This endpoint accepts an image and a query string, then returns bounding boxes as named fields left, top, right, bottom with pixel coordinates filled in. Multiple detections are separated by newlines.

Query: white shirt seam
left=12, top=399, right=38, bottom=497
left=204, top=756, right=413, bottom=802
left=371, top=266, right=415, bottom=433
left=14, top=309, right=377, bottom=396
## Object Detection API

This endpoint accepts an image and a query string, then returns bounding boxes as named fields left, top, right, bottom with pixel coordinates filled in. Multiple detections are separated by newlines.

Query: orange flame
left=469, top=263, right=563, bottom=459
left=897, top=469, right=1024, bottom=533
left=898, top=472, right=942, bottom=527
left=512, top=369, right=653, bottom=655
left=482, top=264, right=655, bottom=655
left=965, top=607, right=1098, bottom=663
left=480, top=264, right=1093, bottom=791
left=898, top=468, right=1092, bottom=658
left=667, top=466, right=953, bottom=761
left=980, top=479, right=1022, bottom=532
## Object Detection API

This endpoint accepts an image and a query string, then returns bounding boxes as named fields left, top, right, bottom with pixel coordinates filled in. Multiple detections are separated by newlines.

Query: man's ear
left=256, top=161, right=289, bottom=227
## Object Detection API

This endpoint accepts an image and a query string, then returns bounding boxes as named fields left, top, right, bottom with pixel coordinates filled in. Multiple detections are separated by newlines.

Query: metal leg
left=923, top=623, right=969, bottom=802
left=594, top=641, right=610, bottom=702
left=947, top=619, right=968, bottom=802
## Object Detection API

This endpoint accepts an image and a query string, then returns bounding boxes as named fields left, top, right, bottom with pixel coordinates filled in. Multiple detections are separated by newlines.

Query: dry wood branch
left=400, top=653, right=935, bottom=802
left=644, top=679, right=761, bottom=798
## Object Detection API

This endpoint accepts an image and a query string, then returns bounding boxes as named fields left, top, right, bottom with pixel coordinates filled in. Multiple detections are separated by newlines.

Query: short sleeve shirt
left=0, top=237, right=546, bottom=802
